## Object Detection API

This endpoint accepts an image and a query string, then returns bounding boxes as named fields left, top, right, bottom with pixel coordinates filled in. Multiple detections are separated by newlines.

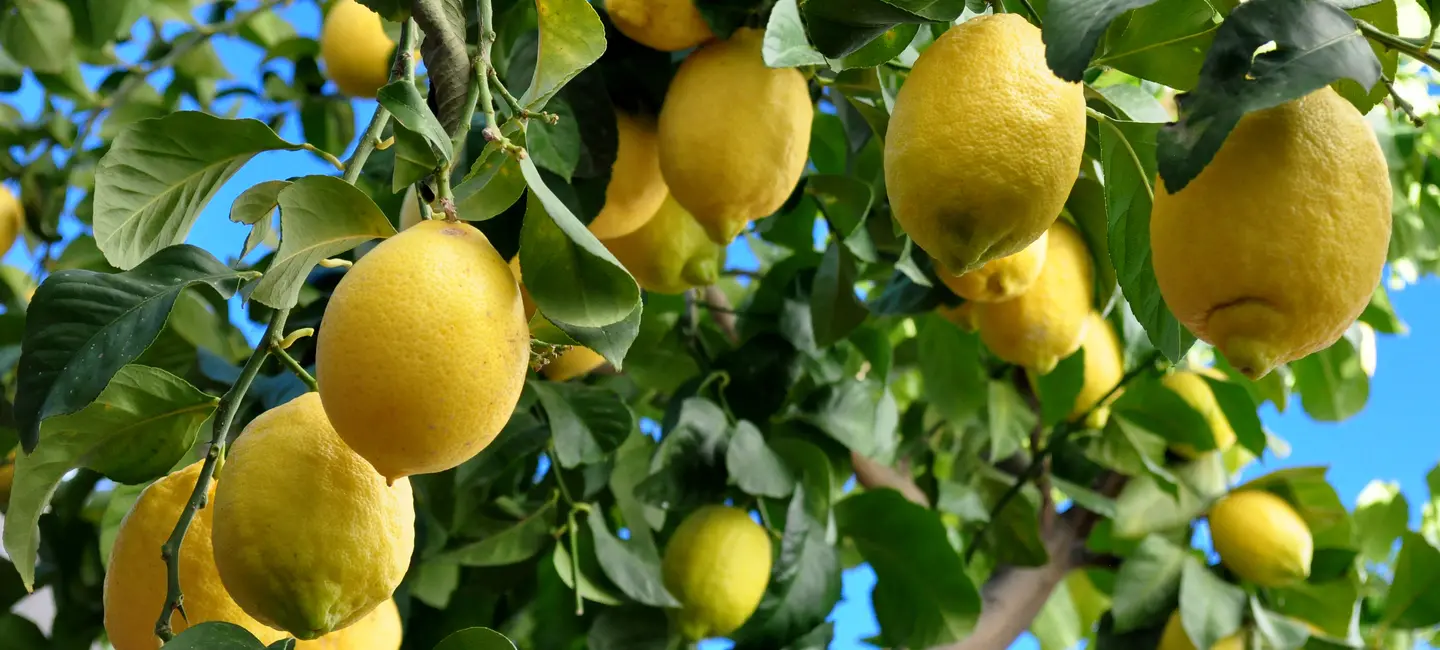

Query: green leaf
left=4, top=365, right=217, bottom=589
left=917, top=314, right=986, bottom=426
left=808, top=171, right=877, bottom=264
left=531, top=380, right=632, bottom=468
left=1092, top=0, right=1222, bottom=91
left=1111, top=377, right=1213, bottom=452
left=164, top=622, right=267, bottom=650
left=436, top=501, right=557, bottom=566
left=836, top=490, right=981, bottom=646
left=987, top=380, right=1035, bottom=461
left=1269, top=579, right=1359, bottom=639
left=1110, top=535, right=1186, bottom=632
left=1036, top=348, right=1086, bottom=427
left=391, top=121, right=439, bottom=191
left=0, top=0, right=74, bottom=74
left=250, top=176, right=396, bottom=309
left=1066, top=176, right=1119, bottom=317
left=433, top=627, right=520, bottom=650
left=1201, top=375, right=1266, bottom=458
left=810, top=242, right=869, bottom=348
left=1354, top=480, right=1408, bottom=564
left=1111, top=450, right=1226, bottom=539
left=174, top=39, right=232, bottom=80
left=1043, top=0, right=1163, bottom=82
left=1384, top=532, right=1440, bottom=628
left=1248, top=600, right=1311, bottom=650
left=1334, top=0, right=1397, bottom=113
left=764, top=0, right=827, bottom=67
left=300, top=95, right=355, bottom=157
left=1179, top=558, right=1246, bottom=650
left=229, top=180, right=288, bottom=259
left=0, top=613, right=47, bottom=650
left=770, top=438, right=836, bottom=521
left=377, top=79, right=452, bottom=166
left=587, top=607, right=675, bottom=650
left=238, top=7, right=297, bottom=48
left=610, top=433, right=663, bottom=554
left=587, top=513, right=681, bottom=607
left=412, top=0, right=471, bottom=135
left=520, top=0, right=606, bottom=110
left=74, top=0, right=147, bottom=45
left=99, top=482, right=145, bottom=566
left=408, top=559, right=460, bottom=608
left=1235, top=467, right=1353, bottom=550
left=455, top=122, right=527, bottom=221
left=1156, top=0, right=1382, bottom=193
left=1291, top=335, right=1369, bottom=422
left=527, top=100, right=581, bottom=181
left=1098, top=116, right=1196, bottom=361
left=555, top=301, right=643, bottom=372
left=518, top=158, right=640, bottom=328
left=93, top=112, right=302, bottom=269
left=99, top=82, right=169, bottom=141
left=552, top=536, right=625, bottom=605
left=14, top=245, right=244, bottom=450
left=792, top=378, right=898, bottom=461
left=1359, top=284, right=1406, bottom=335
left=635, top=398, right=730, bottom=511
left=800, top=0, right=962, bottom=59
left=734, top=487, right=843, bottom=649
left=726, top=421, right=795, bottom=499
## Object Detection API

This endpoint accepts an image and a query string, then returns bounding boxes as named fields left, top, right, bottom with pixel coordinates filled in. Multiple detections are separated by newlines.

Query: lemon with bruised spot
left=589, top=112, right=670, bottom=239
left=1151, top=87, right=1390, bottom=380
left=1208, top=489, right=1313, bottom=587
left=658, top=28, right=811, bottom=243
left=320, top=0, right=395, bottom=98
left=1162, top=370, right=1238, bottom=459
left=1158, top=611, right=1246, bottom=650
left=606, top=0, right=713, bottom=51
left=604, top=194, right=724, bottom=294
left=0, top=184, right=22, bottom=256
left=296, top=599, right=402, bottom=650
left=213, top=393, right=415, bottom=639
left=973, top=221, right=1094, bottom=373
left=940, top=230, right=1048, bottom=303
left=662, top=506, right=773, bottom=640
left=104, top=462, right=285, bottom=650
left=884, top=14, right=1085, bottom=275
left=317, top=220, right=530, bottom=480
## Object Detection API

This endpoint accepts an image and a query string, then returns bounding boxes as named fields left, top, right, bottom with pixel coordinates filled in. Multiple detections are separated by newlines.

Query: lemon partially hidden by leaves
left=1208, top=489, right=1313, bottom=587
left=296, top=599, right=402, bottom=650
left=606, top=0, right=713, bottom=52
left=604, top=194, right=723, bottom=294
left=1067, top=311, right=1123, bottom=427
left=658, top=27, right=811, bottom=243
left=543, top=346, right=608, bottom=381
left=1163, top=370, right=1238, bottom=459
left=940, top=230, right=1048, bottom=303
left=104, top=462, right=284, bottom=650
left=1150, top=87, right=1390, bottom=380
left=973, top=221, right=1094, bottom=373
left=0, top=184, right=22, bottom=256
left=589, top=112, right=670, bottom=239
left=213, top=393, right=415, bottom=639
left=320, top=0, right=395, bottom=98
left=317, top=220, right=530, bottom=480
left=0, top=449, right=14, bottom=512
left=937, top=301, right=978, bottom=332
left=662, top=506, right=773, bottom=641
left=884, top=14, right=1085, bottom=275
left=1159, top=611, right=1245, bottom=650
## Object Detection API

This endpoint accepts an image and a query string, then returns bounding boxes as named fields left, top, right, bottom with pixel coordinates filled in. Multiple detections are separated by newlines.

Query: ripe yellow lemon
left=662, top=506, right=773, bottom=640
left=317, top=220, right=530, bottom=480
left=320, top=0, right=395, bottom=98
left=939, top=230, right=1048, bottom=303
left=658, top=28, right=811, bottom=243
left=884, top=14, right=1085, bottom=275
left=507, top=256, right=538, bottom=322
left=604, top=194, right=724, bottom=294
left=1151, top=88, right=1390, bottom=380
left=1159, top=611, right=1246, bottom=650
left=606, top=0, right=713, bottom=51
left=1067, top=311, right=1124, bottom=427
left=213, top=393, right=414, bottom=639
left=0, top=450, right=14, bottom=512
left=589, top=112, right=670, bottom=239
left=973, top=221, right=1094, bottom=373
left=296, top=599, right=402, bottom=650
left=0, top=184, right=21, bottom=256
left=1209, top=489, right=1313, bottom=587
left=1163, top=370, right=1238, bottom=459
left=543, top=346, right=608, bottom=381
left=104, top=462, right=283, bottom=650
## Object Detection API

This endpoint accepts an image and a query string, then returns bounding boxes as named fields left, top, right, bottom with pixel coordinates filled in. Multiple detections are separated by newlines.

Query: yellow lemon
left=296, top=599, right=402, bottom=650
left=939, top=230, right=1048, bottom=303
left=973, top=221, right=1094, bottom=373
left=1159, top=611, right=1246, bottom=650
left=320, top=0, right=395, bottom=98
left=589, top=112, right=670, bottom=239
left=0, top=450, right=14, bottom=511
left=1163, top=370, right=1239, bottom=459
left=213, top=393, right=414, bottom=639
left=604, top=194, right=724, bottom=294
left=1209, top=489, right=1313, bottom=587
left=606, top=0, right=713, bottom=51
left=884, top=14, right=1085, bottom=275
left=662, top=506, right=773, bottom=640
left=104, top=462, right=284, bottom=650
left=0, top=184, right=21, bottom=256
left=317, top=220, right=530, bottom=480
left=543, top=346, right=608, bottom=381
left=1067, top=311, right=1124, bottom=427
left=658, top=28, right=811, bottom=243
left=1150, top=87, right=1390, bottom=380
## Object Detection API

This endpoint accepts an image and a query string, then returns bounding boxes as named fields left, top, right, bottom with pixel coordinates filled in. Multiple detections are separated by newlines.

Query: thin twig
left=488, top=69, right=559, bottom=125
left=1380, top=75, right=1424, bottom=126
left=1359, top=19, right=1440, bottom=70
left=474, top=0, right=523, bottom=156
left=269, top=339, right=317, bottom=391
left=301, top=143, right=346, bottom=171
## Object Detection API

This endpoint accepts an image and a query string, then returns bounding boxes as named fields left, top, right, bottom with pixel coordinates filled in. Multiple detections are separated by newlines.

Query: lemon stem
left=963, top=350, right=1165, bottom=565
left=270, top=336, right=318, bottom=392
left=1357, top=19, right=1440, bottom=70
left=489, top=69, right=560, bottom=125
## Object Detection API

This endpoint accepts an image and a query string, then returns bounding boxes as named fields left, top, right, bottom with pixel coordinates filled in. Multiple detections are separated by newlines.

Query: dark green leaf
left=1093, top=0, right=1224, bottom=91
left=378, top=79, right=452, bottom=166
left=1269, top=579, right=1359, bottom=639
left=391, top=121, right=439, bottom=191
left=552, top=532, right=625, bottom=605
left=1359, top=284, right=1406, bottom=334
left=412, top=0, right=471, bottom=135
left=1291, top=335, right=1369, bottom=422
left=831, top=24, right=919, bottom=70
left=0, top=0, right=74, bottom=74
left=734, top=487, right=842, bottom=649
left=300, top=95, right=355, bottom=157
left=917, top=314, right=985, bottom=426
left=520, top=0, right=606, bottom=110
left=14, top=245, right=243, bottom=450
left=587, top=607, right=675, bottom=650
left=1043, top=0, right=1163, bottom=81
left=1095, top=612, right=1165, bottom=650
left=810, top=242, right=869, bottom=348
left=408, top=559, right=460, bottom=608
left=1111, top=377, right=1212, bottom=452
left=1179, top=559, right=1247, bottom=650
left=726, top=421, right=795, bottom=499
left=436, top=501, right=557, bottom=566
left=769, top=438, right=836, bottom=521
left=1334, top=0, right=1397, bottom=113
left=1202, top=375, right=1266, bottom=458
left=809, top=174, right=876, bottom=262
left=433, top=627, right=520, bottom=650
left=792, top=378, right=897, bottom=461
left=610, top=432, right=663, bottom=554
left=1110, top=535, right=1186, bottom=632
left=554, top=301, right=643, bottom=370
left=588, top=513, right=681, bottom=607
left=800, top=0, right=963, bottom=59
left=1384, top=532, right=1440, bottom=628
left=455, top=122, right=527, bottom=221
left=229, top=180, right=288, bottom=259
left=251, top=176, right=396, bottom=309
left=1036, top=348, right=1086, bottom=427
left=1157, top=0, right=1382, bottom=192
left=636, top=398, right=730, bottom=511
left=163, top=622, right=267, bottom=650
left=268, top=640, right=297, bottom=650
left=531, top=380, right=632, bottom=468
left=836, top=490, right=980, bottom=646
left=527, top=100, right=581, bottom=181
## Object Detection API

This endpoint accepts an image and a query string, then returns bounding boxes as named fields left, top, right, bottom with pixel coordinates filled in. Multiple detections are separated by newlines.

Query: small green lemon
left=662, top=506, right=773, bottom=640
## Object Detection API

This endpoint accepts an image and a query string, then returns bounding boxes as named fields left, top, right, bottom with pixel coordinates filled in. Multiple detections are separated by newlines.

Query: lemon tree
left=4, top=0, right=1440, bottom=649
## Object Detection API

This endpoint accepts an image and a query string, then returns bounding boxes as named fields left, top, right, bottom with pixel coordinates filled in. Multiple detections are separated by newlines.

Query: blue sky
left=5, top=2, right=1437, bottom=648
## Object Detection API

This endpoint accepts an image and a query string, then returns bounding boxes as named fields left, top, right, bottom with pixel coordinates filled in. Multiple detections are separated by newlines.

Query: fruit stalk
left=474, top=0, right=520, bottom=155
left=270, top=335, right=318, bottom=392
left=1356, top=19, right=1440, bottom=71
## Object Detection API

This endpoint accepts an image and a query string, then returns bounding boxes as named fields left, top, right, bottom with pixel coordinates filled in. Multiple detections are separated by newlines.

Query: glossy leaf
left=531, top=380, right=632, bottom=468
left=377, top=79, right=452, bottom=166
left=413, top=0, right=470, bottom=134
left=1092, top=0, right=1223, bottom=91
left=801, top=0, right=963, bottom=59
left=810, top=242, right=868, bottom=348
left=734, top=487, right=842, bottom=649
left=587, top=513, right=680, bottom=607
left=1043, top=0, right=1163, bottom=81
left=436, top=501, right=557, bottom=566
left=520, top=0, right=606, bottom=110
left=917, top=314, right=986, bottom=426
left=726, top=421, right=795, bottom=499
left=455, top=122, right=527, bottom=221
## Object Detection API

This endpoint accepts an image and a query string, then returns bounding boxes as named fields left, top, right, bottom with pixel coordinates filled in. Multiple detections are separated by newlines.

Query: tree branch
left=703, top=285, right=738, bottom=344
left=852, top=452, right=930, bottom=508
